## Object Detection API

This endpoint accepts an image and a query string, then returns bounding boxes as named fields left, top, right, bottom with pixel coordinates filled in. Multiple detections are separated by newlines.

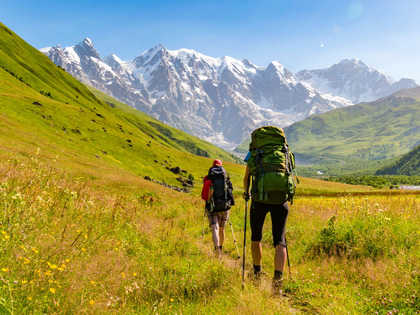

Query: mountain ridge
left=40, top=38, right=419, bottom=149
left=295, top=58, right=417, bottom=104
left=40, top=38, right=419, bottom=150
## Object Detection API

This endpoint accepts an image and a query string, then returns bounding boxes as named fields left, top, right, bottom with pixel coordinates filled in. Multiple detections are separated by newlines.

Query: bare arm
left=243, top=165, right=251, bottom=197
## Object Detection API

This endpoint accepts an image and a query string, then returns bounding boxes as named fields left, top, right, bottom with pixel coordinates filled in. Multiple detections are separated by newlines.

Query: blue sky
left=2, top=0, right=420, bottom=81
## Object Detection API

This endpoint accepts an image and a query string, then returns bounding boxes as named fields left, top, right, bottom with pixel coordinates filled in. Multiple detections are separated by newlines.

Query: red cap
left=213, top=159, right=222, bottom=166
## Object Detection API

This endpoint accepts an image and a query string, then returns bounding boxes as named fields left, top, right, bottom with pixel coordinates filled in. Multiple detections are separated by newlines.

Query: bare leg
left=274, top=244, right=287, bottom=271
left=273, top=244, right=287, bottom=295
left=211, top=223, right=220, bottom=248
left=219, top=226, right=225, bottom=247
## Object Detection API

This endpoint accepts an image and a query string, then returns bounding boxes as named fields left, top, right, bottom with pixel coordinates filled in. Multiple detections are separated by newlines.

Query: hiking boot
left=272, top=277, right=284, bottom=296
left=214, top=246, right=221, bottom=258
left=248, top=270, right=262, bottom=286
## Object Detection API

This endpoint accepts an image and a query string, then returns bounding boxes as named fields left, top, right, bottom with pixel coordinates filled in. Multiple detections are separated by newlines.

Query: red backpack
left=201, top=175, right=212, bottom=201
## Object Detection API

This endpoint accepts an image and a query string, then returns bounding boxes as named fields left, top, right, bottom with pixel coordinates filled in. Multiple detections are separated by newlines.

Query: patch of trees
left=40, top=91, right=52, bottom=98
left=1, top=65, right=31, bottom=87
left=375, top=145, right=420, bottom=176
left=324, top=175, right=420, bottom=189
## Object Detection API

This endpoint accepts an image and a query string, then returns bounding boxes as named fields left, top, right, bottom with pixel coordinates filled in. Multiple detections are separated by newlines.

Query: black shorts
left=250, top=201, right=289, bottom=247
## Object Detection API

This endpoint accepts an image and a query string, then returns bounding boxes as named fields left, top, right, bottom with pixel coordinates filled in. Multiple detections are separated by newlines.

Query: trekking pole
left=284, top=233, right=292, bottom=279
left=242, top=200, right=248, bottom=288
left=228, top=218, right=240, bottom=259
left=202, top=206, right=206, bottom=241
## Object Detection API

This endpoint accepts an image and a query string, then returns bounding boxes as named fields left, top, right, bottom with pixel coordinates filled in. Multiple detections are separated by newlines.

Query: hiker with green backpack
left=242, top=126, right=297, bottom=296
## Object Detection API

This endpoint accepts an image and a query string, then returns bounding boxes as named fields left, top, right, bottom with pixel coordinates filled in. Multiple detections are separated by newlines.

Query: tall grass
left=287, top=196, right=419, bottom=314
left=0, top=152, right=419, bottom=314
left=0, top=152, right=284, bottom=314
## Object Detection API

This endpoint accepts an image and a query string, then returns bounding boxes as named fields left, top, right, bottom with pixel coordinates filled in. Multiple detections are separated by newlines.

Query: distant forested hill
left=375, top=145, right=420, bottom=176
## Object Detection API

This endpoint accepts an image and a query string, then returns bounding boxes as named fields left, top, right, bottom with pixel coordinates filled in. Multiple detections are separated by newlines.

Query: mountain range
left=40, top=39, right=419, bottom=149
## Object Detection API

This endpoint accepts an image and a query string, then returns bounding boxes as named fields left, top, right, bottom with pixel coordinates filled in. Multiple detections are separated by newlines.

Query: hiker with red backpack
left=242, top=126, right=297, bottom=296
left=202, top=159, right=235, bottom=256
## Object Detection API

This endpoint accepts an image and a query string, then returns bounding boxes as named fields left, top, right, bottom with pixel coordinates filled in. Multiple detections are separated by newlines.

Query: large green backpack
left=247, top=126, right=298, bottom=204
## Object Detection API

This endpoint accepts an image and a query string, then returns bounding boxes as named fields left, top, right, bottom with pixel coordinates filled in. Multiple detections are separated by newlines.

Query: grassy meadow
left=1, top=147, right=418, bottom=314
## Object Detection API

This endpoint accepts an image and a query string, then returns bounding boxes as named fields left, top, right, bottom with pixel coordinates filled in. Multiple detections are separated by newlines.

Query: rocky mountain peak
left=132, top=43, right=170, bottom=68
left=75, top=38, right=100, bottom=59
left=104, top=53, right=122, bottom=64
left=295, top=59, right=418, bottom=103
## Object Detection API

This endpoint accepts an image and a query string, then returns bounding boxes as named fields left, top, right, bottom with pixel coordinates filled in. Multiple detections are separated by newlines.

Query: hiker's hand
left=243, top=192, right=250, bottom=201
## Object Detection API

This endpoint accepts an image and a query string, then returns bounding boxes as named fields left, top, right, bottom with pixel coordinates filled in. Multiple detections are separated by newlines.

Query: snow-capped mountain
left=40, top=39, right=151, bottom=110
left=40, top=40, right=418, bottom=149
left=295, top=59, right=419, bottom=104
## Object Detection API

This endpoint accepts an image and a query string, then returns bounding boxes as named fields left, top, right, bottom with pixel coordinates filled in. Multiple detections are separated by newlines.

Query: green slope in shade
left=376, top=144, right=420, bottom=176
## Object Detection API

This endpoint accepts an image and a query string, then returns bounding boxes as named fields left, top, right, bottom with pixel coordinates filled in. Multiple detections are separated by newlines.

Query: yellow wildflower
left=89, top=300, right=95, bottom=305
left=1, top=268, right=9, bottom=272
left=49, top=288, right=56, bottom=294
left=48, top=262, right=58, bottom=269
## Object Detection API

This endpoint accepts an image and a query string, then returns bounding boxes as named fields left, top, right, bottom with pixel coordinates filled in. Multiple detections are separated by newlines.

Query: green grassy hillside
left=284, top=93, right=420, bottom=161
left=376, top=144, right=420, bottom=176
left=0, top=23, right=242, bottom=190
